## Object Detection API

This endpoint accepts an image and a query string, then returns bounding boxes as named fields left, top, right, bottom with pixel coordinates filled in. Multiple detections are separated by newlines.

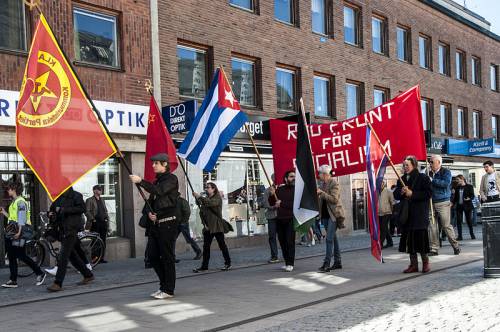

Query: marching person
left=176, top=196, right=202, bottom=260
left=378, top=181, right=395, bottom=249
left=480, top=160, right=500, bottom=203
left=394, top=156, right=432, bottom=273
left=85, top=184, right=109, bottom=263
left=262, top=175, right=279, bottom=263
left=130, top=153, right=180, bottom=300
left=317, top=165, right=345, bottom=273
left=46, top=187, right=94, bottom=292
left=428, top=155, right=460, bottom=256
left=192, top=182, right=231, bottom=272
left=1, top=181, right=46, bottom=288
left=453, top=175, right=476, bottom=240
left=269, top=170, right=296, bottom=272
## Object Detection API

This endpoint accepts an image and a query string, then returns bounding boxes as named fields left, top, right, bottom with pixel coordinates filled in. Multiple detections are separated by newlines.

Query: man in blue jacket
left=429, top=155, right=460, bottom=256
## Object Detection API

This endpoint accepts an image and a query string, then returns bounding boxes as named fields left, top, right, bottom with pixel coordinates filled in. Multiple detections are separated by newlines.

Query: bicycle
left=14, top=212, right=105, bottom=277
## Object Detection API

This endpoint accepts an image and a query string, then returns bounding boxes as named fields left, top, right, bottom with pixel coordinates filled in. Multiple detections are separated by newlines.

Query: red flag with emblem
left=15, top=14, right=117, bottom=200
left=144, top=96, right=178, bottom=182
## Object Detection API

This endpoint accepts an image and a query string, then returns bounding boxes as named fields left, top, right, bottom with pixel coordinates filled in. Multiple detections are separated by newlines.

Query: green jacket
left=178, top=197, right=191, bottom=224
left=198, top=194, right=225, bottom=234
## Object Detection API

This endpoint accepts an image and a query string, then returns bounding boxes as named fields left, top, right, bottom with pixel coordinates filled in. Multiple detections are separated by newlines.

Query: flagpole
left=365, top=121, right=406, bottom=188
left=30, top=4, right=153, bottom=210
left=299, top=98, right=317, bottom=175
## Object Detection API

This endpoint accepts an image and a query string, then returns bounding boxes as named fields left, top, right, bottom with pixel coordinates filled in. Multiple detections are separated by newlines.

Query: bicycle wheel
left=80, top=235, right=105, bottom=267
left=18, top=240, right=46, bottom=278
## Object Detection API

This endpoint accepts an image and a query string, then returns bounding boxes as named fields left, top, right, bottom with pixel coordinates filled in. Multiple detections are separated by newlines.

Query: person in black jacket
left=47, top=187, right=94, bottom=292
left=268, top=170, right=296, bottom=272
left=394, top=156, right=432, bottom=274
left=452, top=175, right=476, bottom=240
left=130, top=153, right=179, bottom=300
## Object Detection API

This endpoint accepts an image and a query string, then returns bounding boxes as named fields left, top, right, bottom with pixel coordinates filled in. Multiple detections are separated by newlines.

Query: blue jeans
left=177, top=223, right=201, bottom=254
left=268, top=219, right=278, bottom=259
left=323, top=218, right=341, bottom=266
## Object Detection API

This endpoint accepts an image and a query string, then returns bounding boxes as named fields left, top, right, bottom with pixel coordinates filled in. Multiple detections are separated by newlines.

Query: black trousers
left=177, top=223, right=201, bottom=254
left=379, top=214, right=393, bottom=247
left=5, top=238, right=43, bottom=282
left=55, top=220, right=93, bottom=286
left=201, top=230, right=231, bottom=269
left=91, top=222, right=108, bottom=259
left=456, top=205, right=474, bottom=238
left=276, top=219, right=296, bottom=266
left=148, top=223, right=177, bottom=294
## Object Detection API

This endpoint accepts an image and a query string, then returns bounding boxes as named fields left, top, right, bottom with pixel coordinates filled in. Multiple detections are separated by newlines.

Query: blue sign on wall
left=161, top=100, right=197, bottom=134
left=446, top=138, right=494, bottom=156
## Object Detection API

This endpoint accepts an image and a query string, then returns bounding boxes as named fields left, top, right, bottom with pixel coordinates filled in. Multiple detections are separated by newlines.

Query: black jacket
left=394, top=170, right=432, bottom=231
left=178, top=197, right=191, bottom=224
left=139, top=172, right=180, bottom=218
left=268, top=184, right=294, bottom=221
left=453, top=184, right=474, bottom=211
left=50, top=187, right=86, bottom=233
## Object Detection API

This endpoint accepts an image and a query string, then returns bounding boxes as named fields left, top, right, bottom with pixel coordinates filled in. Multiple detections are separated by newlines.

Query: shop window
left=472, top=56, right=481, bottom=86
left=73, top=8, right=120, bottom=68
left=438, top=42, right=450, bottom=76
left=346, top=81, right=363, bottom=118
left=456, top=50, right=466, bottom=81
left=344, top=4, right=361, bottom=46
left=177, top=44, right=208, bottom=99
left=373, top=87, right=388, bottom=108
left=371, top=16, right=387, bottom=55
left=0, top=0, right=27, bottom=52
left=418, top=35, right=431, bottom=70
left=396, top=25, right=411, bottom=63
left=313, top=75, right=332, bottom=118
left=231, top=57, right=257, bottom=107
left=276, top=67, right=297, bottom=112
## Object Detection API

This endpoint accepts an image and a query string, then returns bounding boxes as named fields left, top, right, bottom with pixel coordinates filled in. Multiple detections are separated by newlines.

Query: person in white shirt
left=480, top=160, right=500, bottom=203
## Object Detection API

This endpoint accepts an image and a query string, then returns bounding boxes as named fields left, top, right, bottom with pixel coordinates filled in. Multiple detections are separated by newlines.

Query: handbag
left=205, top=206, right=233, bottom=234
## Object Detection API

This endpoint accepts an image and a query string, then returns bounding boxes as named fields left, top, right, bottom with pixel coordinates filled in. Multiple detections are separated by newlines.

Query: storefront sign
left=234, top=113, right=310, bottom=141
left=446, top=138, right=494, bottom=155
left=161, top=100, right=196, bottom=134
left=0, top=89, right=149, bottom=135
left=427, top=137, right=446, bottom=154
left=270, top=86, right=427, bottom=184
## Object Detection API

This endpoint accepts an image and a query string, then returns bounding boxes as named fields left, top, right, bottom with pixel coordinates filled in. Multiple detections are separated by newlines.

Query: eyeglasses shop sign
left=0, top=89, right=149, bottom=135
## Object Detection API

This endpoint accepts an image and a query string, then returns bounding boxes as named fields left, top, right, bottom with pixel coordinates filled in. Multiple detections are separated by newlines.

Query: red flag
left=15, top=14, right=116, bottom=201
left=144, top=96, right=178, bottom=182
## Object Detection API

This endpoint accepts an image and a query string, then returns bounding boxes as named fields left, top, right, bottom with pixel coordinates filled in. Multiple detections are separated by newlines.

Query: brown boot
left=47, top=283, right=63, bottom=292
left=422, top=255, right=431, bottom=273
left=77, top=275, right=95, bottom=285
left=403, top=254, right=419, bottom=273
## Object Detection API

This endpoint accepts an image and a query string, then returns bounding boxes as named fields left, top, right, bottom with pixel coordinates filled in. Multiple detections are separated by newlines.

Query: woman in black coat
left=452, top=174, right=475, bottom=240
left=394, top=155, right=432, bottom=273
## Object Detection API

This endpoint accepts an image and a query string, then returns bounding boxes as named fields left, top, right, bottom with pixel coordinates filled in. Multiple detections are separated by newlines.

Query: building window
left=0, top=0, right=27, bottom=52
left=275, top=0, right=294, bottom=24
left=418, top=35, right=431, bottom=69
left=230, top=0, right=253, bottom=11
left=396, top=26, right=411, bottom=62
left=492, top=115, right=499, bottom=141
left=440, top=103, right=451, bottom=135
left=346, top=81, right=363, bottom=118
left=456, top=50, right=466, bottom=81
left=371, top=16, right=387, bottom=55
left=73, top=8, right=119, bottom=68
left=421, top=98, right=432, bottom=131
left=491, top=64, right=499, bottom=92
left=177, top=44, right=208, bottom=99
left=344, top=5, right=361, bottom=46
left=313, top=75, right=331, bottom=117
left=373, top=87, right=388, bottom=107
left=457, top=107, right=465, bottom=137
left=276, top=67, right=297, bottom=112
left=472, top=111, right=481, bottom=138
left=472, top=56, right=481, bottom=86
left=438, top=43, right=450, bottom=76
left=312, top=0, right=327, bottom=34
left=231, top=57, right=256, bottom=107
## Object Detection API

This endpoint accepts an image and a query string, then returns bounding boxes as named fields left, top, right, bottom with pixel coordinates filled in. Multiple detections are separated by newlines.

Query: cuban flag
left=365, top=125, right=388, bottom=263
left=178, top=68, right=248, bottom=171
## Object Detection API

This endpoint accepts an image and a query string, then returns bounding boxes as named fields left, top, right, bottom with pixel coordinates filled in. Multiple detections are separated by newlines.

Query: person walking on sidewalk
left=193, top=182, right=232, bottom=272
left=130, top=153, right=180, bottom=300
left=480, top=160, right=500, bottom=203
left=428, top=155, right=460, bottom=256
left=394, top=156, right=432, bottom=274
left=317, top=165, right=345, bottom=273
left=453, top=175, right=476, bottom=240
left=85, top=184, right=109, bottom=263
left=268, top=170, right=296, bottom=272
left=47, top=187, right=94, bottom=292
left=1, top=181, right=46, bottom=288
left=262, top=175, right=279, bottom=263
left=378, top=181, right=395, bottom=249
left=176, top=196, right=202, bottom=260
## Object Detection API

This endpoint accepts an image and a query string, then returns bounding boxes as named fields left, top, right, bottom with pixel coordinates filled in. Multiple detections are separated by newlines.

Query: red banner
left=270, top=86, right=426, bottom=184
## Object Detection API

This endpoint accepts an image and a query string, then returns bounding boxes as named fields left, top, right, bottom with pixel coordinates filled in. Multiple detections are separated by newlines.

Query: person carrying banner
left=317, top=165, right=345, bottom=273
left=130, top=153, right=180, bottom=299
left=269, top=171, right=296, bottom=272
left=394, top=156, right=432, bottom=273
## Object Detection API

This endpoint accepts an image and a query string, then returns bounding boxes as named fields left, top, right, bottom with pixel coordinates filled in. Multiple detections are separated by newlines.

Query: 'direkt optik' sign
left=446, top=138, right=494, bottom=156
left=161, top=100, right=196, bottom=134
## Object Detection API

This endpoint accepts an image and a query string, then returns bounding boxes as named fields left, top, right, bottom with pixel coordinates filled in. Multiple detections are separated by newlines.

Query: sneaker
left=318, top=264, right=329, bottom=273
left=36, top=273, right=47, bottom=286
left=154, top=291, right=174, bottom=299
left=328, top=263, right=342, bottom=271
left=193, top=267, right=208, bottom=273
left=86, top=263, right=93, bottom=271
left=281, top=265, right=288, bottom=271
left=285, top=265, right=294, bottom=272
left=311, top=238, right=316, bottom=246
left=453, top=247, right=461, bottom=255
left=267, top=257, right=279, bottom=264
left=47, top=283, right=62, bottom=292
left=45, top=266, right=58, bottom=276
left=77, top=275, right=95, bottom=285
left=1, top=280, right=18, bottom=288
left=150, top=290, right=162, bottom=298
left=193, top=252, right=202, bottom=260
left=221, top=265, right=231, bottom=271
